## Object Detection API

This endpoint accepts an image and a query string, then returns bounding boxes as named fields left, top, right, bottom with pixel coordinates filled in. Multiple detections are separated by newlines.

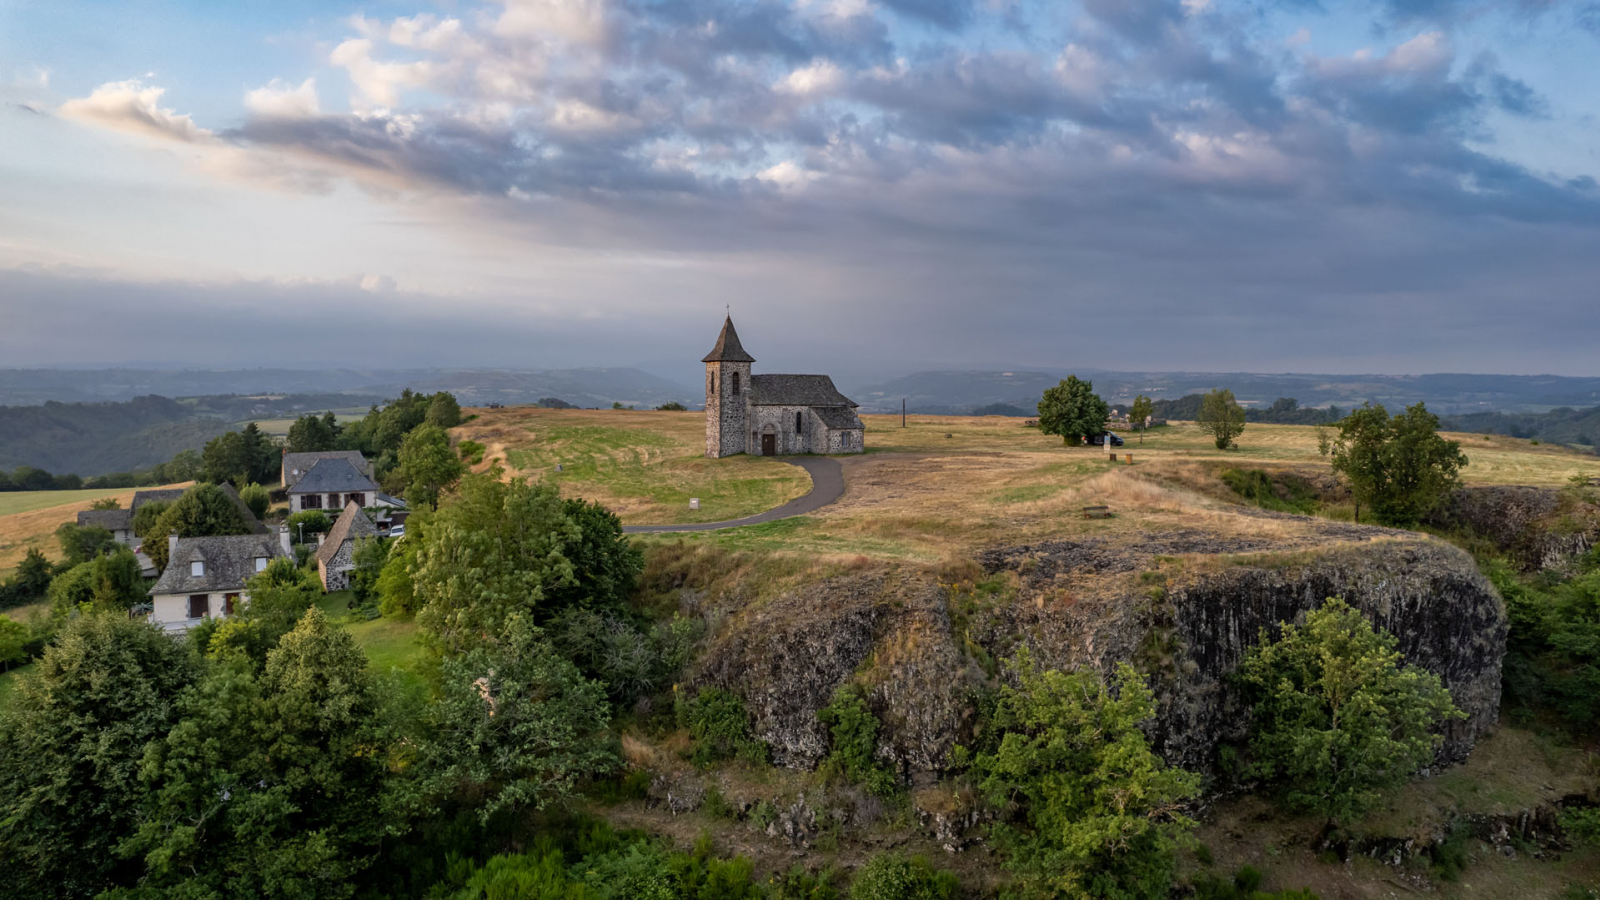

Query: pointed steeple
left=702, top=315, right=756, bottom=363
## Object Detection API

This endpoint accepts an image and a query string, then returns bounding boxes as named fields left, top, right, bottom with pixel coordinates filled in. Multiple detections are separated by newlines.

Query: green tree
left=287, top=412, right=341, bottom=453
left=145, top=483, right=254, bottom=572
left=966, top=652, right=1200, bottom=899
left=48, top=550, right=149, bottom=616
left=818, top=684, right=896, bottom=796
left=1238, top=598, right=1465, bottom=825
left=396, top=424, right=467, bottom=510
left=204, top=558, right=322, bottom=667
left=411, top=615, right=615, bottom=822
left=1130, top=395, right=1154, bottom=444
left=286, top=509, right=332, bottom=542
left=1330, top=402, right=1467, bottom=527
left=349, top=536, right=391, bottom=611
left=130, top=500, right=171, bottom=539
left=0, top=616, right=28, bottom=671
left=126, top=608, right=393, bottom=898
left=547, top=498, right=644, bottom=615
left=1037, top=376, right=1111, bottom=446
left=90, top=497, right=122, bottom=510
left=1198, top=388, right=1246, bottom=450
left=238, top=481, right=271, bottom=520
left=153, top=449, right=202, bottom=484
left=376, top=512, right=426, bottom=619
left=411, top=472, right=577, bottom=651
left=56, top=522, right=116, bottom=565
left=0, top=613, right=198, bottom=897
left=13, top=548, right=54, bottom=600
left=425, top=392, right=463, bottom=429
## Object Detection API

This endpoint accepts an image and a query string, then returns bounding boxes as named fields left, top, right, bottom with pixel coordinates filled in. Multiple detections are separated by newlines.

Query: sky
left=2, top=0, right=1598, bottom=378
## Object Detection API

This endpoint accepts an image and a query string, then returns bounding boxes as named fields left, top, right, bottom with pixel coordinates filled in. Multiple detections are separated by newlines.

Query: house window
left=796, top=411, right=803, bottom=434
left=303, top=493, right=321, bottom=509
left=327, top=494, right=339, bottom=508
left=348, top=493, right=366, bottom=508
left=188, top=595, right=208, bottom=618
left=224, top=593, right=239, bottom=616
left=255, top=557, right=268, bottom=572
left=732, top=372, right=740, bottom=395
left=190, top=560, right=205, bottom=577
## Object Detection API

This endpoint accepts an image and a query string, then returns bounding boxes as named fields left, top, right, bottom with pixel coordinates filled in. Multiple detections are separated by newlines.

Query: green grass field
left=316, top=590, right=432, bottom=692
left=459, top=408, right=811, bottom=524
left=0, top=487, right=143, bottom=517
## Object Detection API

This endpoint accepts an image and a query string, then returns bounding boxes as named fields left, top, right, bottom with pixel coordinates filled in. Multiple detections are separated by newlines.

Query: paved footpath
left=622, top=456, right=844, bottom=534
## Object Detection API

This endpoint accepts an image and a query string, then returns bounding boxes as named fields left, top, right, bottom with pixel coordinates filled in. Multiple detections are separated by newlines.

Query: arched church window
left=796, top=411, right=803, bottom=434
left=709, top=371, right=716, bottom=394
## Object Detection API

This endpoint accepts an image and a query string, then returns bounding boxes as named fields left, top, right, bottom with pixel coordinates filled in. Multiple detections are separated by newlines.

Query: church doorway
left=762, top=433, right=776, bottom=456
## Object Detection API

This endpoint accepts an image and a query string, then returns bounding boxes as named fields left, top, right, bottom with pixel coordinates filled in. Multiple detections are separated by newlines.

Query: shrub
left=963, top=651, right=1200, bottom=899
left=676, top=687, right=768, bottom=768
left=456, top=439, right=486, bottom=465
left=1238, top=598, right=1465, bottom=824
left=656, top=401, right=688, bottom=411
left=285, top=509, right=332, bottom=539
left=818, top=684, right=897, bottom=797
left=848, top=853, right=959, bottom=900
left=1219, top=469, right=1318, bottom=515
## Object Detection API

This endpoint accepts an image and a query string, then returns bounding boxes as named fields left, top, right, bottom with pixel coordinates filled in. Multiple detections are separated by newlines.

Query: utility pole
left=902, top=398, right=906, bottom=428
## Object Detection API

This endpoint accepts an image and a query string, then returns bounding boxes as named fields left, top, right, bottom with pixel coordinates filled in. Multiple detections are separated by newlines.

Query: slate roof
left=375, top=492, right=408, bottom=509
left=282, top=451, right=372, bottom=489
left=317, top=502, right=379, bottom=566
left=750, top=374, right=857, bottom=408
left=288, top=458, right=378, bottom=495
left=77, top=509, right=133, bottom=532
left=132, top=489, right=186, bottom=511
left=814, top=406, right=864, bottom=430
left=702, top=316, right=756, bottom=363
left=149, top=534, right=288, bottom=596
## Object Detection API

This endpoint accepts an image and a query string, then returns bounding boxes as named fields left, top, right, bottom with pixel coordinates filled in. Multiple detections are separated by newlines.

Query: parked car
left=1086, top=431, right=1125, bottom=447
left=387, top=524, right=405, bottom=539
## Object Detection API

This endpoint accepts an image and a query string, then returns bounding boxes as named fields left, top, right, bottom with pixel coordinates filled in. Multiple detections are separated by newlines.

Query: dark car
left=1086, top=432, right=1125, bottom=447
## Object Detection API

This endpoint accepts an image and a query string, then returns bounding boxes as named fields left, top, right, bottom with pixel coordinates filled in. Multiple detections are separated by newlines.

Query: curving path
left=622, top=456, right=844, bottom=533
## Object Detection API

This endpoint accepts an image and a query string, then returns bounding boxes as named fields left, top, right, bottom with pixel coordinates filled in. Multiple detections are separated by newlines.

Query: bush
left=676, top=687, right=768, bottom=768
left=818, top=684, right=897, bottom=797
left=238, top=481, right=270, bottom=520
left=285, top=509, right=331, bottom=539
left=656, top=401, right=688, bottom=411
left=1238, top=597, right=1465, bottom=824
left=1191, top=866, right=1319, bottom=899
left=964, top=651, right=1200, bottom=899
left=456, top=439, right=486, bottom=465
left=1219, top=469, right=1318, bottom=515
left=848, top=853, right=959, bottom=900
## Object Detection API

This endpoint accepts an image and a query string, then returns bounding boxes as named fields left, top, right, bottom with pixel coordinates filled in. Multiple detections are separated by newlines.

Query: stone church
left=703, top=316, right=865, bottom=458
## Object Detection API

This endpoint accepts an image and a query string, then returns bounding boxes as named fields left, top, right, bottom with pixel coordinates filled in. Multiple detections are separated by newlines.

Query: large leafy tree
left=55, top=521, right=116, bottom=565
left=411, top=472, right=579, bottom=651
left=200, top=423, right=278, bottom=487
left=395, top=424, right=467, bottom=510
left=1198, top=388, right=1246, bottom=450
left=47, top=547, right=148, bottom=615
left=1037, top=376, right=1111, bottom=446
left=1331, top=402, right=1467, bottom=527
left=966, top=652, right=1201, bottom=899
left=425, top=392, right=463, bottom=429
left=546, top=498, right=643, bottom=615
left=1238, top=598, right=1464, bottom=825
left=410, top=615, right=615, bottom=823
left=0, top=613, right=199, bottom=898
left=145, top=483, right=254, bottom=572
left=125, top=608, right=394, bottom=898
left=286, top=412, right=342, bottom=453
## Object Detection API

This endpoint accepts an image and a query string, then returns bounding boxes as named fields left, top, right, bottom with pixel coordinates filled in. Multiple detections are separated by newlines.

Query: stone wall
left=749, top=405, right=824, bottom=454
left=318, top=540, right=358, bottom=591
left=705, top=362, right=751, bottom=458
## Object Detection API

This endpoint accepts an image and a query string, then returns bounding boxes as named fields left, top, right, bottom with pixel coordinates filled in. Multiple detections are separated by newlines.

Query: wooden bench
left=1082, top=505, right=1112, bottom=519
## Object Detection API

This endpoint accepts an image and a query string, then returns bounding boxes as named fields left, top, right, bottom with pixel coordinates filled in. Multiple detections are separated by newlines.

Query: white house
left=286, top=456, right=406, bottom=515
left=147, top=529, right=292, bottom=632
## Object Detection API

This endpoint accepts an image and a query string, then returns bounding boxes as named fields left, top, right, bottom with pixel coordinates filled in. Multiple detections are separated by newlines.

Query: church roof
left=702, top=316, right=756, bottom=363
left=750, top=374, right=858, bottom=408
left=814, top=406, right=863, bottom=430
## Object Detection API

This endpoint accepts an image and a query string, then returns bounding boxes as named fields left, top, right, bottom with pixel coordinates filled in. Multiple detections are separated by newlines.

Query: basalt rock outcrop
left=687, top=533, right=1506, bottom=779
left=1426, top=485, right=1597, bottom=572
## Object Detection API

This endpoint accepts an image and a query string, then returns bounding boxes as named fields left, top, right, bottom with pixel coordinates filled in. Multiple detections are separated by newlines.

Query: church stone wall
left=705, top=362, right=752, bottom=457
left=749, top=405, right=821, bottom=455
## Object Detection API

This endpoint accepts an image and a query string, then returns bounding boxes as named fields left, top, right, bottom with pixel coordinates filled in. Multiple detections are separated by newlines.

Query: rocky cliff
left=687, top=532, right=1505, bottom=779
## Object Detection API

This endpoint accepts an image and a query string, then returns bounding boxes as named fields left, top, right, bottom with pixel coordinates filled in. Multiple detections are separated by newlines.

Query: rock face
left=688, top=535, right=1506, bottom=780
left=1427, top=485, right=1596, bottom=572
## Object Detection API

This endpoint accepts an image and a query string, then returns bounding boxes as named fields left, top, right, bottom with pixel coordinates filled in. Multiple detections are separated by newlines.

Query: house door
left=224, top=593, right=239, bottom=616
left=762, top=433, right=776, bottom=456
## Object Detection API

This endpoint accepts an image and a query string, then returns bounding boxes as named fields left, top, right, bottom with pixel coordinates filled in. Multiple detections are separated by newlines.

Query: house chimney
left=316, top=532, right=326, bottom=548
left=167, top=533, right=178, bottom=562
left=278, top=525, right=291, bottom=557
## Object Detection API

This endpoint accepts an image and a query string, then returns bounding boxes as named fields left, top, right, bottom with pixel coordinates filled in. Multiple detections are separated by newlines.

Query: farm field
left=0, top=485, right=190, bottom=578
left=455, top=407, right=1600, bottom=563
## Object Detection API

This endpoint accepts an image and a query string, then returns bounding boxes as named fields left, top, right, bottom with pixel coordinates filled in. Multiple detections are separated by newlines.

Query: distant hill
left=1442, top=406, right=1600, bottom=448
left=846, top=370, right=1600, bottom=416
left=0, top=396, right=230, bottom=476
left=0, top=367, right=700, bottom=410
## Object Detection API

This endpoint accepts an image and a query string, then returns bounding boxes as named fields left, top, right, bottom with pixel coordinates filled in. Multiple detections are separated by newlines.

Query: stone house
left=147, top=530, right=292, bottom=632
left=315, top=501, right=379, bottom=592
left=286, top=456, right=406, bottom=515
left=703, top=316, right=865, bottom=458
left=282, top=450, right=373, bottom=490
left=76, top=508, right=134, bottom=546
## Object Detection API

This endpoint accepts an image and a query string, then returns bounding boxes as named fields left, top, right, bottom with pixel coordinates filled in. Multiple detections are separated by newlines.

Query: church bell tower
left=703, top=316, right=755, bottom=458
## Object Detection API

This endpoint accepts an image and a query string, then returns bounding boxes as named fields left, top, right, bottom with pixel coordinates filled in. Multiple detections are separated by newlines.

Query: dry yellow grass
left=454, top=407, right=1598, bottom=564
left=0, top=483, right=191, bottom=578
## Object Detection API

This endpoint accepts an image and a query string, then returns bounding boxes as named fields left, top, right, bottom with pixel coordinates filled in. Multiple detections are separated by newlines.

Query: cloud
left=245, top=78, right=321, bottom=118
left=58, top=80, right=212, bottom=143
